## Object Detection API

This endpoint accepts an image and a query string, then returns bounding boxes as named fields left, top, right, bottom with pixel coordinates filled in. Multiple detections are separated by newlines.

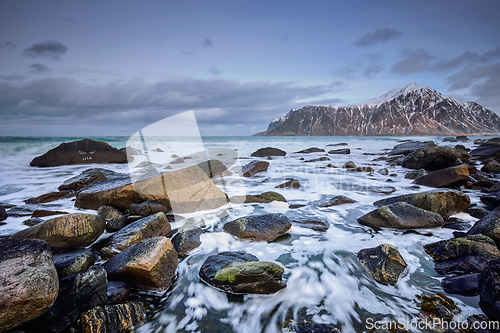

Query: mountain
left=258, top=83, right=500, bottom=136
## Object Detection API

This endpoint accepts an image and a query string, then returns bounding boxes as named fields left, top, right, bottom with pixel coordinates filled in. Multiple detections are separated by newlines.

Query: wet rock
left=0, top=205, right=6, bottom=222
left=100, top=212, right=171, bottom=258
left=24, top=190, right=75, bottom=204
left=441, top=273, right=480, bottom=295
left=289, top=216, right=329, bottom=232
left=242, top=160, right=269, bottom=177
left=325, top=164, right=338, bottom=168
left=471, top=137, right=500, bottom=162
left=357, top=244, right=407, bottom=285
left=250, top=147, right=286, bottom=157
left=342, top=161, right=356, bottom=169
left=76, top=165, right=228, bottom=213
left=106, top=215, right=128, bottom=233
left=12, top=213, right=106, bottom=251
left=223, top=213, right=291, bottom=242
left=479, top=259, right=500, bottom=320
left=172, top=227, right=202, bottom=257
left=59, top=168, right=116, bottom=191
left=304, top=157, right=329, bottom=163
left=468, top=207, right=491, bottom=219
left=230, top=191, right=287, bottom=204
left=417, top=293, right=460, bottom=321
left=106, top=281, right=132, bottom=304
left=466, top=314, right=499, bottom=333
left=97, top=205, right=122, bottom=219
left=129, top=200, right=170, bottom=217
left=378, top=168, right=389, bottom=175
left=388, top=141, right=436, bottom=156
left=358, top=202, right=445, bottom=229
left=199, top=251, right=286, bottom=294
left=328, top=148, right=350, bottom=154
left=30, top=139, right=129, bottom=167
left=197, top=159, right=232, bottom=179
left=312, top=195, right=357, bottom=207
left=80, top=302, right=146, bottom=333
left=7, top=205, right=37, bottom=217
left=22, top=217, right=43, bottom=226
left=53, top=248, right=96, bottom=279
left=482, top=161, right=500, bottom=174
left=104, top=236, right=178, bottom=289
left=286, top=322, right=341, bottom=333
left=295, top=147, right=325, bottom=154
left=0, top=239, right=59, bottom=332
left=31, top=209, right=69, bottom=218
left=373, top=190, right=470, bottom=219
left=443, top=137, right=458, bottom=142
left=326, top=142, right=348, bottom=147
left=413, top=164, right=469, bottom=188
left=404, top=168, right=427, bottom=179
left=466, top=205, right=500, bottom=247
left=480, top=192, right=500, bottom=210
left=275, top=178, right=301, bottom=189
left=402, top=146, right=469, bottom=171
left=354, top=166, right=374, bottom=172
left=366, top=185, right=397, bottom=194
left=457, top=135, right=470, bottom=142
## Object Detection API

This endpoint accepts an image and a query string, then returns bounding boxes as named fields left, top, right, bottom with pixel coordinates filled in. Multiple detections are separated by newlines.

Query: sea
left=0, top=135, right=491, bottom=333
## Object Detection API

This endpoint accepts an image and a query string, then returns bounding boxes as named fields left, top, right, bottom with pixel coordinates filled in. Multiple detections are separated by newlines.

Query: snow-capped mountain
left=258, top=83, right=500, bottom=136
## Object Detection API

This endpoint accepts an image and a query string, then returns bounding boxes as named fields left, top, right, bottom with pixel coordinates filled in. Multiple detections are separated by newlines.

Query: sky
left=0, top=0, right=499, bottom=136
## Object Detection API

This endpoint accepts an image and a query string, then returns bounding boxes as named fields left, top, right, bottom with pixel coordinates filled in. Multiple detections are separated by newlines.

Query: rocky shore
left=1, top=136, right=500, bottom=332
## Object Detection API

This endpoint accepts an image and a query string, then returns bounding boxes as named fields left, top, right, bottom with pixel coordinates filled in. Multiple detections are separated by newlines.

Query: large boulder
left=250, top=147, right=286, bottom=157
left=30, top=139, right=129, bottom=167
left=80, top=302, right=146, bottom=333
left=402, top=146, right=469, bottom=171
left=470, top=137, right=500, bottom=162
left=100, top=212, right=171, bottom=258
left=388, top=141, right=436, bottom=156
left=466, top=205, right=500, bottom=247
left=478, top=260, right=500, bottom=320
left=199, top=251, right=286, bottom=294
left=11, top=213, right=105, bottom=251
left=413, top=164, right=469, bottom=188
left=358, top=202, right=445, bottom=229
left=75, top=165, right=229, bottom=213
left=357, top=244, right=407, bottom=285
left=58, top=168, right=116, bottom=191
left=373, top=190, right=470, bottom=219
left=104, top=236, right=178, bottom=290
left=223, top=213, right=291, bottom=242
left=242, top=160, right=269, bottom=177
left=0, top=239, right=59, bottom=332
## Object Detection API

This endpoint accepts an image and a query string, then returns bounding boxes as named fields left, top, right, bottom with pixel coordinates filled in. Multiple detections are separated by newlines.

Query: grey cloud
left=22, top=40, right=68, bottom=59
left=209, top=67, right=223, bottom=76
left=354, top=28, right=401, bottom=47
left=29, top=64, right=51, bottom=73
left=0, top=41, right=16, bottom=49
left=432, top=47, right=500, bottom=71
left=391, top=49, right=434, bottom=74
left=364, top=64, right=383, bottom=78
left=202, top=38, right=214, bottom=47
left=181, top=50, right=197, bottom=56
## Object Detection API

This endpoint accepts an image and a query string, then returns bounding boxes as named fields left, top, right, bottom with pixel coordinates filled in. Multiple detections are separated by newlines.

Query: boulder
left=404, top=169, right=427, bottom=179
left=0, top=239, right=59, bottom=332
left=172, top=227, right=202, bottom=257
left=358, top=202, right=444, bottom=229
left=373, top=190, right=470, bottom=219
left=53, top=248, right=96, bottom=279
left=75, top=165, right=229, bottom=213
left=242, top=160, right=269, bottom=177
left=230, top=191, right=287, bottom=204
left=250, top=147, right=286, bottom=157
left=470, top=137, right=500, bottom=162
left=0, top=205, right=6, bottom=221
left=478, top=260, right=500, bottom=320
left=104, top=236, right=178, bottom=290
left=196, top=159, right=232, bottom=179
left=311, top=195, right=357, bottom=208
left=223, top=213, right=291, bottom=242
left=199, top=251, right=286, bottom=294
left=328, top=148, right=350, bottom=154
left=295, top=147, right=325, bottom=154
left=100, top=212, right=171, bottom=258
left=59, top=168, right=116, bottom=191
left=129, top=200, right=170, bottom=217
left=80, top=302, right=146, bottom=333
left=357, top=244, right=407, bottom=286
left=441, top=273, right=480, bottom=296
left=417, top=293, right=460, bottom=321
left=343, top=161, right=356, bottom=169
left=402, top=146, right=469, bottom=171
left=24, top=190, right=75, bottom=204
left=11, top=213, right=105, bottom=251
left=413, top=164, right=469, bottom=188
left=466, top=205, right=500, bottom=247
left=275, top=178, right=301, bottom=189
left=388, top=141, right=436, bottom=156
left=30, top=139, right=129, bottom=167
left=482, top=161, right=500, bottom=174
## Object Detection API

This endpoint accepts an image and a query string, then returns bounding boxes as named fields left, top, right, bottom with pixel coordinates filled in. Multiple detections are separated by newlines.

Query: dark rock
left=30, top=209, right=68, bottom=218
left=97, top=205, right=122, bottom=220
left=491, top=181, right=500, bottom=192
left=413, top=164, right=469, bottom=188
left=343, top=161, right=356, bottom=169
left=275, top=178, right=301, bottom=189
left=0, top=239, right=58, bottom=332
left=104, top=236, right=178, bottom=289
left=468, top=207, right=491, bottom=219
left=312, top=195, right=357, bottom=208
left=441, top=273, right=480, bottom=295
left=289, top=217, right=328, bottom=232
left=466, top=314, right=500, bottom=333
left=197, top=159, right=232, bottom=179
left=230, top=191, right=287, bottom=204
left=12, top=213, right=106, bottom=251
left=358, top=202, right=445, bottom=229
left=53, top=248, right=96, bottom=279
left=172, top=227, right=202, bottom=257
left=471, top=137, right=500, bottom=162
left=482, top=161, right=500, bottom=174
left=354, top=166, right=374, bottom=172
left=357, top=244, right=407, bottom=285
left=286, top=322, right=340, bottom=333
left=304, top=157, right=330, bottom=163
left=80, top=302, right=146, bottom=333
left=295, top=147, right=325, bottom=154
left=388, top=141, right=436, bottom=156
left=402, top=146, right=469, bottom=171
left=100, top=212, right=171, bottom=258
left=404, top=168, right=427, bottom=179
left=325, top=164, right=338, bottom=168
left=455, top=144, right=469, bottom=151
left=479, top=260, right=500, bottom=320
left=417, top=293, right=460, bottom=321
left=481, top=192, right=500, bottom=210
left=473, top=180, right=496, bottom=188
left=106, top=281, right=131, bottom=304
left=443, top=137, right=458, bottom=142
left=129, top=200, right=170, bottom=217
left=22, top=217, right=44, bottom=226
left=242, top=160, right=269, bottom=177
left=250, top=147, right=286, bottom=157
left=365, top=186, right=397, bottom=194
left=0, top=205, right=6, bottom=222
left=223, top=213, right=291, bottom=242
left=466, top=205, right=500, bottom=247
left=199, top=251, right=286, bottom=294
left=59, top=168, right=116, bottom=191
left=457, top=135, right=470, bottom=141
left=24, top=190, right=75, bottom=204
left=328, top=148, right=350, bottom=154
left=326, top=142, right=348, bottom=146
left=373, top=190, right=470, bottom=219
left=30, top=139, right=129, bottom=167
left=106, top=215, right=128, bottom=233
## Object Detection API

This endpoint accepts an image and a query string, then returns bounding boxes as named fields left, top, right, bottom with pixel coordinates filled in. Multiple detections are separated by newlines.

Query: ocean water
left=0, top=135, right=490, bottom=332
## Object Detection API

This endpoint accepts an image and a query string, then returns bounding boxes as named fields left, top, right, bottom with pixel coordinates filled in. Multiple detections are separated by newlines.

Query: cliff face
left=260, top=83, right=500, bottom=136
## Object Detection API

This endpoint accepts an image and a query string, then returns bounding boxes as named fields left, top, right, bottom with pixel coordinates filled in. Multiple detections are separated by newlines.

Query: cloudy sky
left=1, top=1, right=499, bottom=136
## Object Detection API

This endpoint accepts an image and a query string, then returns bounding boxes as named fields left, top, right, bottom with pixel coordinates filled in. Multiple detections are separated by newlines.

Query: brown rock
left=24, top=190, right=75, bottom=204
left=242, top=160, right=269, bottom=177
left=413, top=164, right=469, bottom=188
left=80, top=302, right=146, bottom=333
